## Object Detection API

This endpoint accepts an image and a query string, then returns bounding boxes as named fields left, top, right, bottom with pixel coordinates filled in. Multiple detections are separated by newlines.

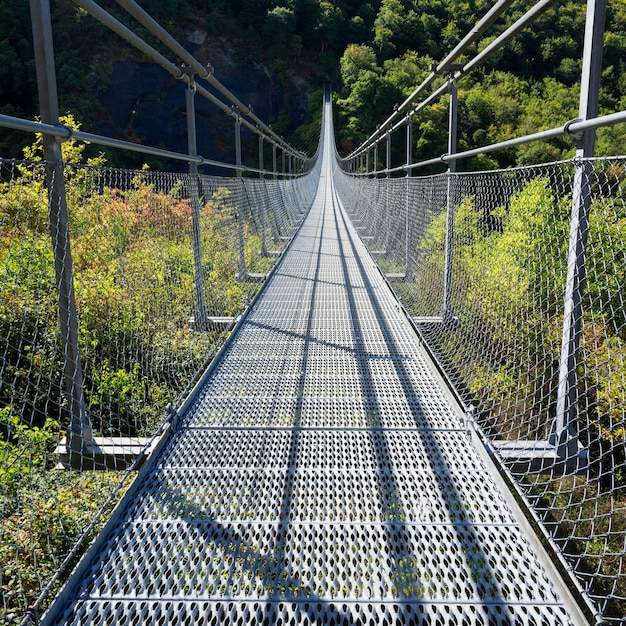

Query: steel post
left=185, top=78, right=208, bottom=327
left=272, top=143, right=277, bottom=179
left=551, top=0, right=606, bottom=464
left=405, top=116, right=412, bottom=274
left=442, top=75, right=458, bottom=322
left=30, top=0, right=92, bottom=462
left=386, top=132, right=391, bottom=174
left=384, top=132, right=392, bottom=251
left=258, top=135, right=269, bottom=255
left=258, top=135, right=264, bottom=174
left=235, top=117, right=246, bottom=277
left=405, top=116, right=413, bottom=175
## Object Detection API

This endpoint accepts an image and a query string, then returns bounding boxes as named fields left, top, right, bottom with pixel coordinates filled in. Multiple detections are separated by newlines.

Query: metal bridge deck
left=44, top=102, right=582, bottom=625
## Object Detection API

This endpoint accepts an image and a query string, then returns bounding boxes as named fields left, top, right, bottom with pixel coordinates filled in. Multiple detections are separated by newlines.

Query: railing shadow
left=331, top=179, right=512, bottom=613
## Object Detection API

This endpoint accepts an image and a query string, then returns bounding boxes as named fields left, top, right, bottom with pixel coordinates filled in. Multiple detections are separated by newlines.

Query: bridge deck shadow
left=43, top=98, right=581, bottom=626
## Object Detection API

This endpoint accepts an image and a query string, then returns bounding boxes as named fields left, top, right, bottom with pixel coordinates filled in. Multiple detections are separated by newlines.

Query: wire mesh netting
left=334, top=157, right=626, bottom=622
left=0, top=156, right=319, bottom=621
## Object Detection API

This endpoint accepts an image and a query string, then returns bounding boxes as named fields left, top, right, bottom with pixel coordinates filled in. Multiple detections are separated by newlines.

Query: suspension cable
left=346, top=0, right=562, bottom=160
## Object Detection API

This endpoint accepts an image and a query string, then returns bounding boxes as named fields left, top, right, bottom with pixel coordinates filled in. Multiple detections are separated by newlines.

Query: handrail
left=345, top=0, right=562, bottom=160
left=0, top=113, right=305, bottom=176
left=355, top=110, right=626, bottom=176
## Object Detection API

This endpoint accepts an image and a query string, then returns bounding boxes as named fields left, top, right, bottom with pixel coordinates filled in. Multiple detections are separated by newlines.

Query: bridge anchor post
left=184, top=73, right=209, bottom=328
left=31, top=0, right=93, bottom=465
left=550, top=0, right=606, bottom=472
left=441, top=72, right=458, bottom=323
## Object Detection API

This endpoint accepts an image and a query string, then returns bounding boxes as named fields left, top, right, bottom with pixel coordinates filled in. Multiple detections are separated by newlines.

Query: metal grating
left=42, top=103, right=584, bottom=626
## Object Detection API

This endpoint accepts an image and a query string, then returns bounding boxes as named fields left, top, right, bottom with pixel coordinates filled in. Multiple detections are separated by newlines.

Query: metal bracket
left=489, top=439, right=588, bottom=475
left=188, top=315, right=240, bottom=331
left=52, top=122, right=73, bottom=143
left=55, top=436, right=151, bottom=470
left=564, top=117, right=584, bottom=141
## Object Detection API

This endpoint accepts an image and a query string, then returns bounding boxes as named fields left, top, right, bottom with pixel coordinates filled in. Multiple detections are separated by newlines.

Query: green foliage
left=340, top=44, right=378, bottom=88
left=1, top=121, right=280, bottom=616
left=0, top=409, right=59, bottom=492
left=413, top=174, right=625, bottom=481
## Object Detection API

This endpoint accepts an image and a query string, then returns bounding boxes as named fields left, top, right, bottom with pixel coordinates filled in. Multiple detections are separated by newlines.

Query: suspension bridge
left=36, top=92, right=588, bottom=625
left=1, top=0, right=625, bottom=625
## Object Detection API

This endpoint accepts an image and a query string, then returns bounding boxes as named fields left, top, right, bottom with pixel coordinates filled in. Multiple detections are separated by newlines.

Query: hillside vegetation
left=1, top=0, right=624, bottom=164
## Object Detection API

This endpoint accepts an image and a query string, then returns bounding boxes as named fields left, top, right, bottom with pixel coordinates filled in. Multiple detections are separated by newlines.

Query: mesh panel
left=334, top=157, right=626, bottom=622
left=0, top=157, right=317, bottom=621
left=42, top=141, right=580, bottom=623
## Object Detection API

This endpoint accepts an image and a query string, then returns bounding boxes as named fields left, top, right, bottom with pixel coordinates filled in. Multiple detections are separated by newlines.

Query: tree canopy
left=0, top=0, right=624, bottom=165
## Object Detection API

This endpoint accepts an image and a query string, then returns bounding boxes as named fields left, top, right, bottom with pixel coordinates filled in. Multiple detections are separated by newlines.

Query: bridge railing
left=0, top=155, right=318, bottom=621
left=0, top=1, right=321, bottom=621
left=334, top=0, right=625, bottom=621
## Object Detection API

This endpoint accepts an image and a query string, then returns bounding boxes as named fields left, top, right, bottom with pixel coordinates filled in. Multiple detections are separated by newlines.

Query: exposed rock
left=96, top=37, right=310, bottom=171
left=184, top=28, right=207, bottom=46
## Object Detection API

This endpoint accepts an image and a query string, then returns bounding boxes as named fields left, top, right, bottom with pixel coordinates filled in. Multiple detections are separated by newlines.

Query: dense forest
left=1, top=0, right=625, bottom=166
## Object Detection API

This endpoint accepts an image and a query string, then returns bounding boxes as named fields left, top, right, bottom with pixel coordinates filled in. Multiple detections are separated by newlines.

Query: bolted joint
left=447, top=62, right=465, bottom=73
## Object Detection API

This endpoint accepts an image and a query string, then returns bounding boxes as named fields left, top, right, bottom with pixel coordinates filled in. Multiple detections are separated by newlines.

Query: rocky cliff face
left=95, top=29, right=310, bottom=170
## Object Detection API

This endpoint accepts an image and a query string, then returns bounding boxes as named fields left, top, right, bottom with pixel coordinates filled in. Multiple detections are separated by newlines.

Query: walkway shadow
left=331, top=182, right=514, bottom=614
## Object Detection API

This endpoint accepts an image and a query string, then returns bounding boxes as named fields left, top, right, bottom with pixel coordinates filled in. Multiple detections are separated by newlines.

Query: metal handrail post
left=258, top=135, right=264, bottom=175
left=185, top=76, right=208, bottom=327
left=373, top=142, right=379, bottom=177
left=272, top=143, right=277, bottom=179
left=258, top=134, right=269, bottom=256
left=235, top=116, right=246, bottom=277
left=386, top=132, right=391, bottom=174
left=405, top=116, right=412, bottom=274
left=384, top=132, right=392, bottom=250
left=442, top=74, right=458, bottom=322
left=551, top=0, right=607, bottom=464
left=30, top=0, right=92, bottom=463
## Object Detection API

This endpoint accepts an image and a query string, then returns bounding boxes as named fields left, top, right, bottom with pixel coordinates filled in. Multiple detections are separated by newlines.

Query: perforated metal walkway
left=43, top=97, right=585, bottom=625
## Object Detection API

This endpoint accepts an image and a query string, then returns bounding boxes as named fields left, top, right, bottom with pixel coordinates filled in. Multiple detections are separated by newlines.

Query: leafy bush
left=1, top=119, right=280, bottom=617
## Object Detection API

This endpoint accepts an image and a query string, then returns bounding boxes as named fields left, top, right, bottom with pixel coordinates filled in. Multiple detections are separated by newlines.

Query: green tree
left=316, top=1, right=345, bottom=52
left=340, top=44, right=378, bottom=88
